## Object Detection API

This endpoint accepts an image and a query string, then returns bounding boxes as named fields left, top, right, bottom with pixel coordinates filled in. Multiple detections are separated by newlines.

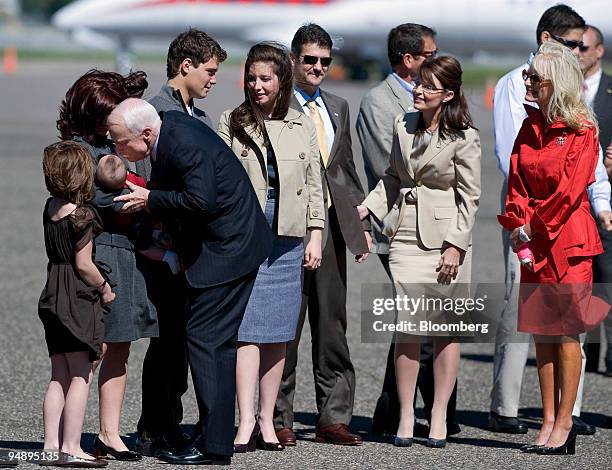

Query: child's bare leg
left=61, top=351, right=95, bottom=460
left=43, top=354, right=70, bottom=450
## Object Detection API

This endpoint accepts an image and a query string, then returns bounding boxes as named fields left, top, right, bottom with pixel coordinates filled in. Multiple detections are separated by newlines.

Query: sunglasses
left=549, top=32, right=584, bottom=50
left=301, top=55, right=333, bottom=67
left=522, top=69, right=551, bottom=86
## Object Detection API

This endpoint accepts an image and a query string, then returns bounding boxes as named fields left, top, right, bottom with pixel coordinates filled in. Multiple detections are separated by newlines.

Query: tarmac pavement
left=0, top=61, right=610, bottom=469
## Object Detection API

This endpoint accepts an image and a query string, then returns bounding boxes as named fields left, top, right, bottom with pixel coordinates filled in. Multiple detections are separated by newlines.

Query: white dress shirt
left=493, top=54, right=610, bottom=215
left=294, top=87, right=334, bottom=155
left=583, top=68, right=602, bottom=109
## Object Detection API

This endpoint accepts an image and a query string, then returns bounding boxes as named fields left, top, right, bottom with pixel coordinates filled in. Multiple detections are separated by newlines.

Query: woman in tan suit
left=357, top=56, right=481, bottom=448
left=217, top=43, right=324, bottom=452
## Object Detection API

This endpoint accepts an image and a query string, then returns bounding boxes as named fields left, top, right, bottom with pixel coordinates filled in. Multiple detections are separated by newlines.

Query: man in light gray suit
left=356, top=23, right=459, bottom=437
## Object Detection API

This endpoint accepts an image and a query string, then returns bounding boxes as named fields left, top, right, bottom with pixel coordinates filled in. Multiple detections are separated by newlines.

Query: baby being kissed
left=96, top=154, right=181, bottom=274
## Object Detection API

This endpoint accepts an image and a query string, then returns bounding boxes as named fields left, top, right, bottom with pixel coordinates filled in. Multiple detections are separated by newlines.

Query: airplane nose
left=52, top=0, right=100, bottom=30
left=52, top=2, right=81, bottom=30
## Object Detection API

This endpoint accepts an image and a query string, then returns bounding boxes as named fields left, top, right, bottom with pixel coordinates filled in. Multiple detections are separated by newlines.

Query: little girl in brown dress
left=38, top=141, right=115, bottom=467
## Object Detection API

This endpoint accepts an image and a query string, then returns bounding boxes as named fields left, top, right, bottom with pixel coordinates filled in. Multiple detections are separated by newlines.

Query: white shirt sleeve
left=588, top=144, right=611, bottom=216
left=493, top=65, right=528, bottom=180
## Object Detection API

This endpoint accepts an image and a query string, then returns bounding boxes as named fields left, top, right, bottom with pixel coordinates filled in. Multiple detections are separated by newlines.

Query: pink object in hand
left=516, top=244, right=534, bottom=267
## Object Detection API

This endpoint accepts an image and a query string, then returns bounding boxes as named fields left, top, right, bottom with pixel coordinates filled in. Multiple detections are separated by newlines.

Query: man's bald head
left=107, top=98, right=161, bottom=162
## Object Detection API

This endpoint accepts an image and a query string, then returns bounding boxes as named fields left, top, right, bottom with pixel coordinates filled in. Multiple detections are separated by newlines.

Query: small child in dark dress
left=95, top=154, right=181, bottom=274
left=38, top=141, right=115, bottom=467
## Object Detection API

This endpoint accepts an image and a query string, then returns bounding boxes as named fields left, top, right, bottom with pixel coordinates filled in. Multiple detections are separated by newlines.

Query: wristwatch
left=518, top=225, right=531, bottom=243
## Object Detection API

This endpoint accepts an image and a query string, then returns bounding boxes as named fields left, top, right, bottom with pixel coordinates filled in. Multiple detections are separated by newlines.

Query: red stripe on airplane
left=131, top=0, right=332, bottom=7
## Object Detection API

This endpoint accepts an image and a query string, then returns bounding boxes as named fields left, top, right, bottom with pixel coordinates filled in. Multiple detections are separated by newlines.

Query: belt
left=403, top=187, right=418, bottom=205
left=267, top=187, right=278, bottom=199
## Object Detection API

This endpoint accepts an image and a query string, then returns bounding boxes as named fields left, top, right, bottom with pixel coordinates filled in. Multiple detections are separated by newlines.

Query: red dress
left=498, top=106, right=609, bottom=335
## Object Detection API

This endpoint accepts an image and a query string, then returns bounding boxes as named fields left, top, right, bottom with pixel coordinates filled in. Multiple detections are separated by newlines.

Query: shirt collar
left=294, top=86, right=321, bottom=106
left=584, top=67, right=602, bottom=90
left=151, top=131, right=160, bottom=161
left=523, top=52, right=536, bottom=67
left=392, top=73, right=415, bottom=94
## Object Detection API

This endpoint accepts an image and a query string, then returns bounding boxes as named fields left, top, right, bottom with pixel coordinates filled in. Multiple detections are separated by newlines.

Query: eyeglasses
left=413, top=79, right=446, bottom=94
left=399, top=49, right=438, bottom=59
left=549, top=32, right=584, bottom=50
left=521, top=69, right=551, bottom=86
left=415, top=49, right=438, bottom=59
left=301, top=55, right=333, bottom=67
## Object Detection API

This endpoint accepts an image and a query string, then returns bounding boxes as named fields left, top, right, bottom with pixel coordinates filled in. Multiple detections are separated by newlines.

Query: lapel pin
left=334, top=112, right=339, bottom=117
left=556, top=132, right=567, bottom=146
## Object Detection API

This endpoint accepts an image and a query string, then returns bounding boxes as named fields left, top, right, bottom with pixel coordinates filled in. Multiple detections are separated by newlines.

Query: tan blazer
left=218, top=107, right=324, bottom=237
left=363, top=112, right=481, bottom=251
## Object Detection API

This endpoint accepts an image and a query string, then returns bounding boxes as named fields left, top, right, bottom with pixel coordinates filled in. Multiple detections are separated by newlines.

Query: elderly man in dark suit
left=108, top=98, right=273, bottom=465
left=581, top=24, right=612, bottom=377
left=273, top=23, right=371, bottom=447
left=356, top=23, right=460, bottom=438
left=136, top=28, right=227, bottom=456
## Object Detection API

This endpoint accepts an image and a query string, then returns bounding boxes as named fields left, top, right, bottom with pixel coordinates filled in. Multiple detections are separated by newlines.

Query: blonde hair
left=43, top=141, right=94, bottom=205
left=532, top=41, right=598, bottom=133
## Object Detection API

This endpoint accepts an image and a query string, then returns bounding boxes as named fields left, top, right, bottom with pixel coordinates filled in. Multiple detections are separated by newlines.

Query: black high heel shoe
left=92, top=436, right=142, bottom=461
left=256, top=433, right=285, bottom=451
left=538, top=427, right=577, bottom=455
left=233, top=422, right=260, bottom=453
left=520, top=444, right=543, bottom=453
left=425, top=438, right=446, bottom=448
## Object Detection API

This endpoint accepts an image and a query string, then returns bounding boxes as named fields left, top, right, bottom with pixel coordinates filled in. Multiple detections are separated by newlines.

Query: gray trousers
left=490, top=185, right=585, bottom=417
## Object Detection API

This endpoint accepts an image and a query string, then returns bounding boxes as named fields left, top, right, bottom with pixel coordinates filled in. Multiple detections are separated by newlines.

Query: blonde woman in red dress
left=499, top=41, right=609, bottom=456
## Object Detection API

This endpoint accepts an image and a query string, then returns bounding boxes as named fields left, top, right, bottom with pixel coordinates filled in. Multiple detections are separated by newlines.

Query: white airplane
left=52, top=0, right=612, bottom=72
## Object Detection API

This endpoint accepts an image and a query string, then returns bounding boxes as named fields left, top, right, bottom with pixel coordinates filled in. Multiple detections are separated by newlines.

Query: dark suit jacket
left=594, top=72, right=612, bottom=153
left=147, top=111, right=273, bottom=288
left=291, top=90, right=368, bottom=255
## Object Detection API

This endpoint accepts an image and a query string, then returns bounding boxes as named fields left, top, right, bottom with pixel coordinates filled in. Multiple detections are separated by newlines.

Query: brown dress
left=38, top=199, right=106, bottom=361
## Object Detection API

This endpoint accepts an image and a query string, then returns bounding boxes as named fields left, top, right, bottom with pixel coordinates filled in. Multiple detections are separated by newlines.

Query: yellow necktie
left=306, top=100, right=330, bottom=167
left=306, top=100, right=332, bottom=208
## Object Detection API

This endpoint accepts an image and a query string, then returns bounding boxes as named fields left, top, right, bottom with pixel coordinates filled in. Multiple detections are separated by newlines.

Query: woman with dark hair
left=357, top=56, right=481, bottom=448
left=57, top=69, right=157, bottom=461
left=217, top=43, right=324, bottom=452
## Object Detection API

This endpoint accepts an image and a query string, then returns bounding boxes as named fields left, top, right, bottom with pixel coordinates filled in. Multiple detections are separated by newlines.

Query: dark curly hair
left=166, top=28, right=227, bottom=79
left=57, top=69, right=148, bottom=144
left=229, top=42, right=293, bottom=145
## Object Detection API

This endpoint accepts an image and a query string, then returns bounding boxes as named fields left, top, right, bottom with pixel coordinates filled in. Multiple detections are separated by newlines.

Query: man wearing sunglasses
left=356, top=23, right=461, bottom=440
left=580, top=24, right=612, bottom=378
left=491, top=4, right=608, bottom=437
left=273, top=23, right=371, bottom=447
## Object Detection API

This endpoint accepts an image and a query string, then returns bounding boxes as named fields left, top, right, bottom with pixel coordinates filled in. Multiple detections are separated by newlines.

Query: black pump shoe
left=520, top=444, right=544, bottom=453
left=425, top=438, right=446, bottom=448
left=256, top=434, right=285, bottom=451
left=234, top=422, right=260, bottom=453
left=538, top=427, right=577, bottom=455
left=92, top=436, right=142, bottom=461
